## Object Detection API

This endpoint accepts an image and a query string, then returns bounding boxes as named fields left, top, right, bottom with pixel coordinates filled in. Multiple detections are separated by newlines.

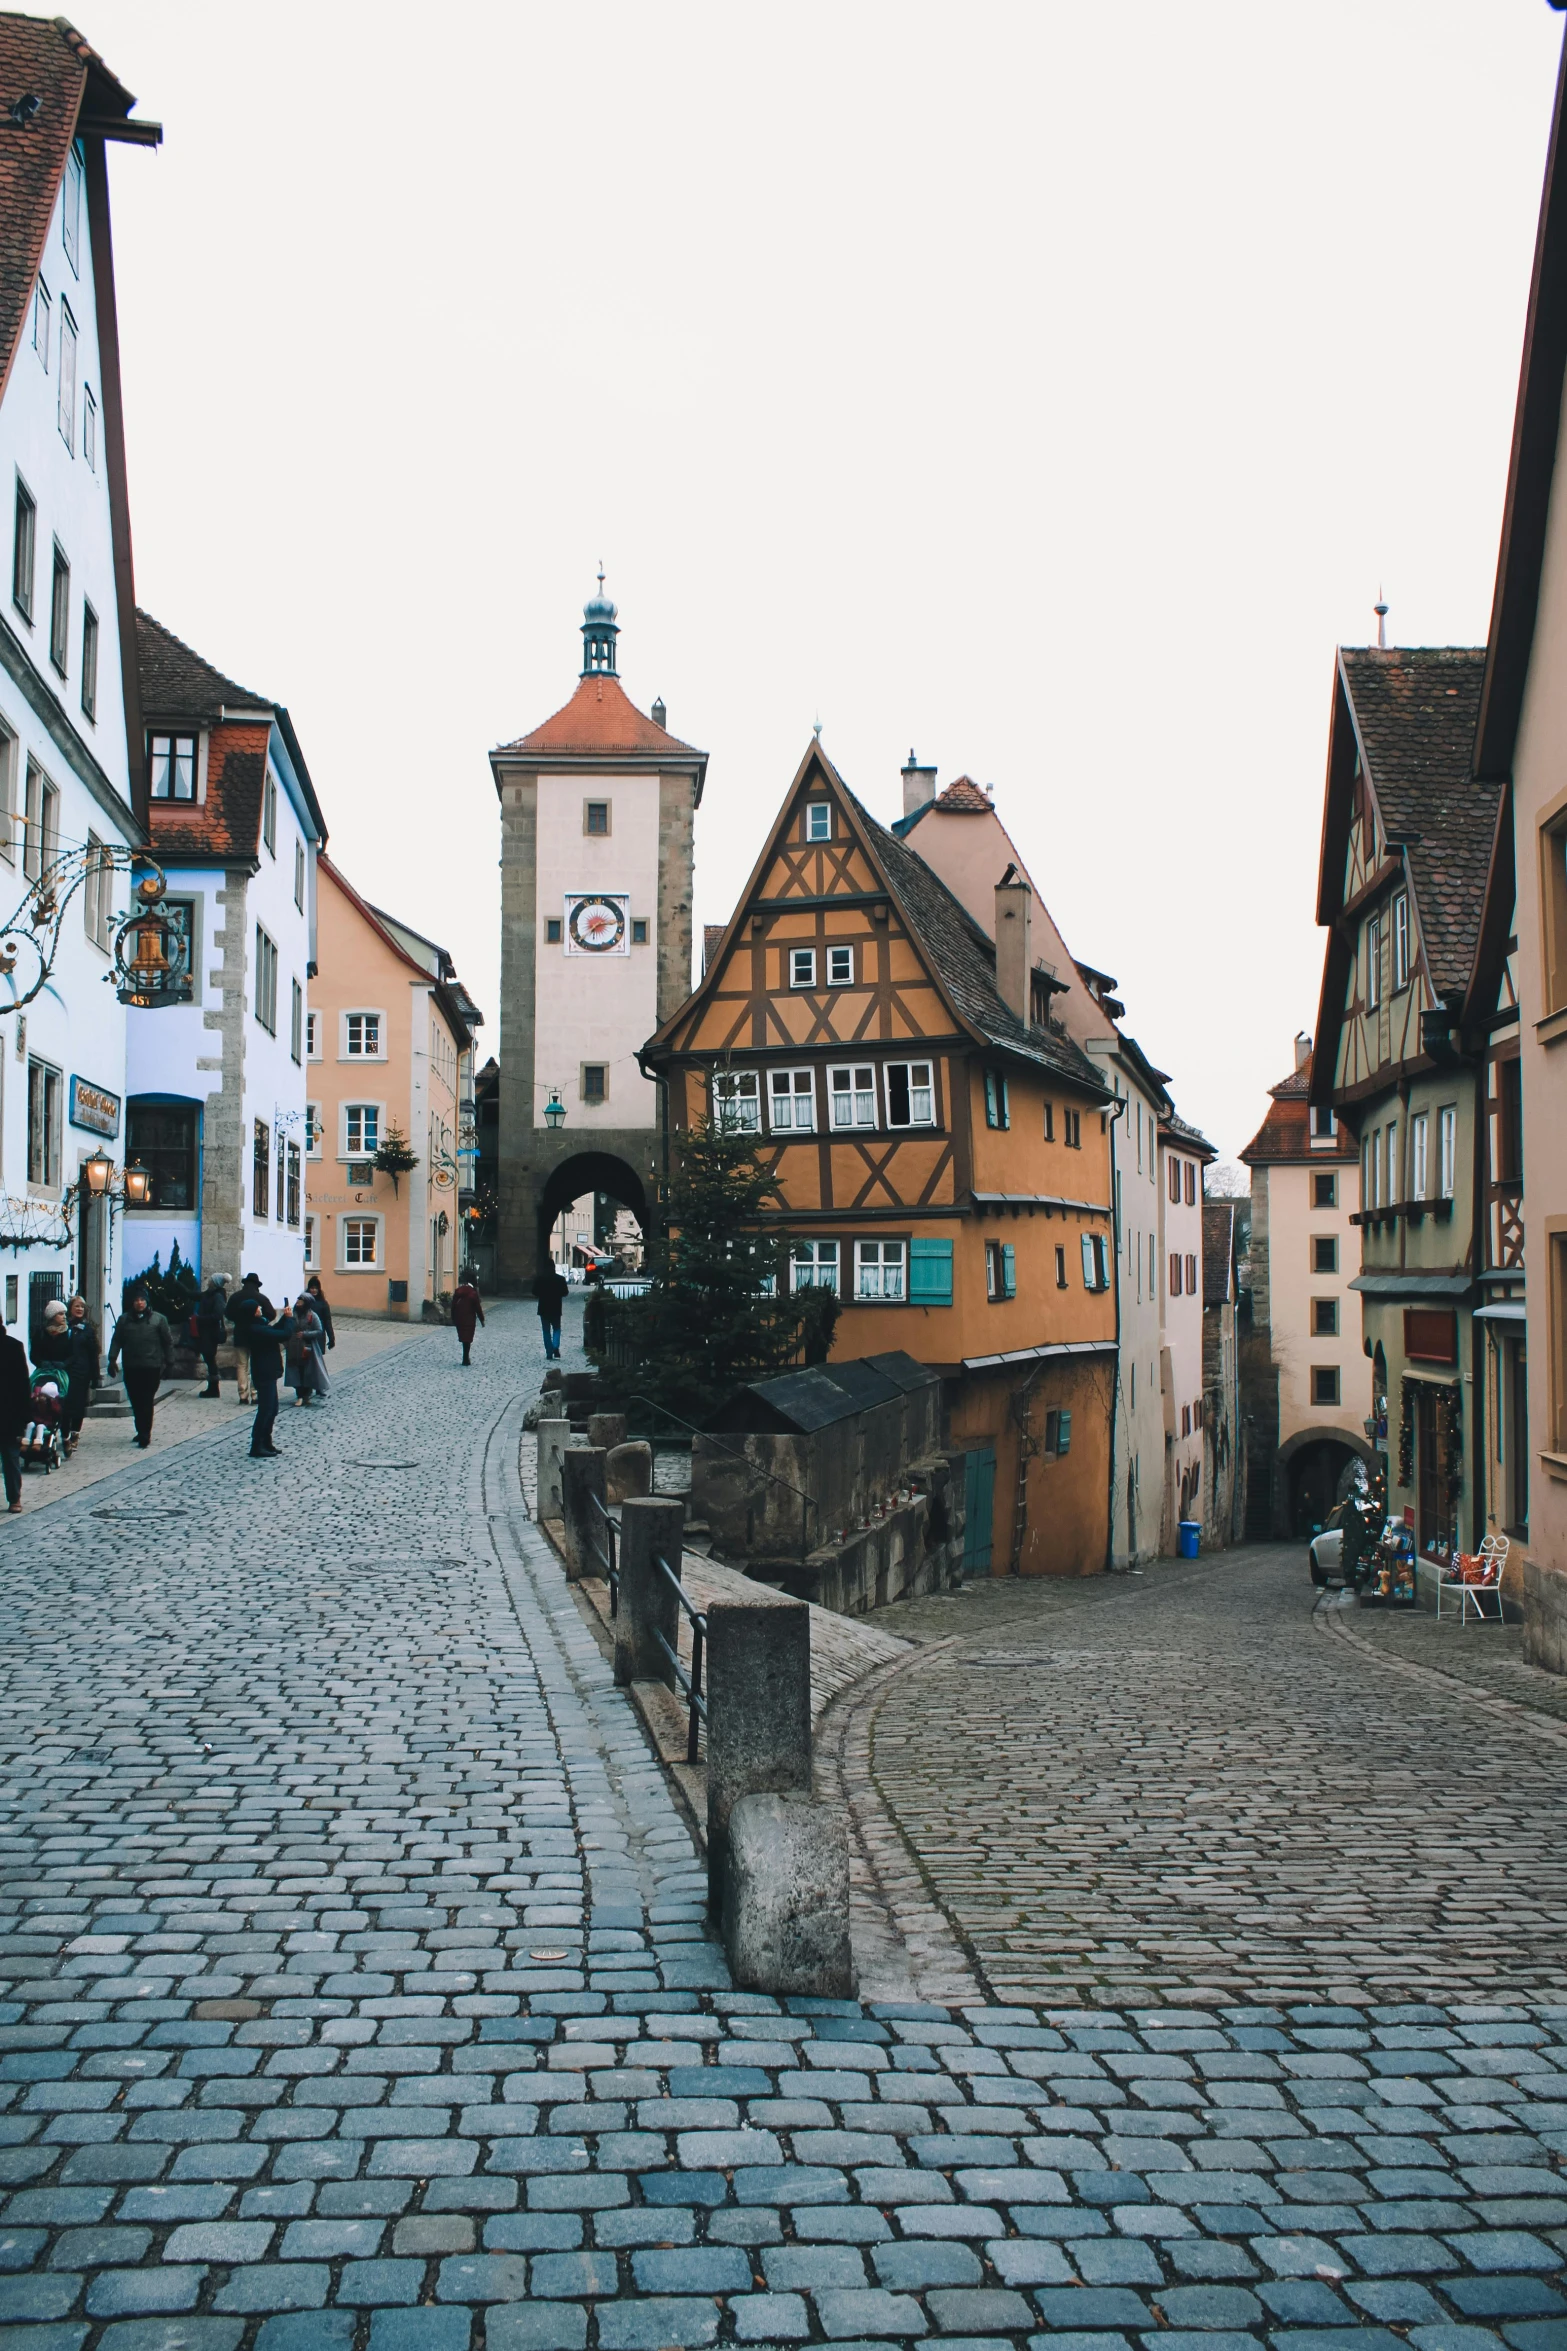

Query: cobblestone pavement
left=3, top=1368, right=1567, bottom=2351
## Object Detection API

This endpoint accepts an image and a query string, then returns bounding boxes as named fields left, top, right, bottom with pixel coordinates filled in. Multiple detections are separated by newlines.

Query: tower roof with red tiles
left=491, top=578, right=706, bottom=789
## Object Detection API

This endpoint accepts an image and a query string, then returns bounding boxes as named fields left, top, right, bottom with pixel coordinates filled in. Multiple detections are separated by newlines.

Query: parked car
left=1309, top=1492, right=1383, bottom=1588
left=1308, top=1506, right=1347, bottom=1586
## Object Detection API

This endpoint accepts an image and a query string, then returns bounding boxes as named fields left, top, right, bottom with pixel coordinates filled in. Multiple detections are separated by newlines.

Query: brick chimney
left=1294, top=1031, right=1311, bottom=1072
left=994, top=863, right=1032, bottom=1023
left=902, top=749, right=938, bottom=817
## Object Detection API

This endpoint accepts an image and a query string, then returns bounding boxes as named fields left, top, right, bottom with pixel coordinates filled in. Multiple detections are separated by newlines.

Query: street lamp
left=544, top=1091, right=566, bottom=1132
left=82, top=1149, right=113, bottom=1197
left=123, top=1162, right=152, bottom=1207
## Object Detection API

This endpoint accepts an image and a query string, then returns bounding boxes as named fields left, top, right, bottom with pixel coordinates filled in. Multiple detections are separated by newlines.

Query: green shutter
left=1001, top=1242, right=1016, bottom=1298
left=1057, top=1408, right=1072, bottom=1455
left=1081, top=1233, right=1095, bottom=1287
left=909, top=1237, right=953, bottom=1305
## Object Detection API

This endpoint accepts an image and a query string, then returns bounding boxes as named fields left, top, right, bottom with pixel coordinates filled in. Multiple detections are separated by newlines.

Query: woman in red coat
left=451, top=1273, right=484, bottom=1366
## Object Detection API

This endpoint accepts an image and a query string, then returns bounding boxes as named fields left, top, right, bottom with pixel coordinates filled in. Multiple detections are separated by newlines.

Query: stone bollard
left=606, top=1441, right=652, bottom=1506
left=725, top=1791, right=853, bottom=1998
left=614, top=1496, right=686, bottom=1688
left=535, top=1414, right=571, bottom=1523
left=560, top=1447, right=608, bottom=1583
left=541, top=1367, right=565, bottom=1393
left=587, top=1412, right=628, bottom=1453
left=705, top=1598, right=813, bottom=1918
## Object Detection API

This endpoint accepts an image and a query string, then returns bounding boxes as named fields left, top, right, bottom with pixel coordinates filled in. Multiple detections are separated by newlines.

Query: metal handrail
left=653, top=1548, right=706, bottom=1764
left=588, top=1490, right=619, bottom=1617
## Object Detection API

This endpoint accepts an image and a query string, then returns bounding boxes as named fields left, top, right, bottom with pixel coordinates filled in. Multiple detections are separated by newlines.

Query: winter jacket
left=108, top=1307, right=174, bottom=1379
left=194, top=1286, right=228, bottom=1335
left=307, top=1291, right=335, bottom=1347
left=452, top=1283, right=484, bottom=1341
left=227, top=1292, right=264, bottom=1352
left=0, top=1331, right=31, bottom=1437
left=536, top=1268, right=568, bottom=1321
left=63, top=1318, right=100, bottom=1392
left=247, top=1308, right=295, bottom=1382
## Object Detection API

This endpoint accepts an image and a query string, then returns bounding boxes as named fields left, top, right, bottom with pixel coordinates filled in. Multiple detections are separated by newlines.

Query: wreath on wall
left=1398, top=1378, right=1415, bottom=1488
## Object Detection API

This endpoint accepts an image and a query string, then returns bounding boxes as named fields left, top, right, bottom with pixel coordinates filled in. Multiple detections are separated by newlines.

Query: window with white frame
left=344, top=1102, right=381, bottom=1157
left=855, top=1239, right=906, bottom=1300
left=1392, top=892, right=1410, bottom=991
left=263, top=765, right=277, bottom=855
left=791, top=1239, right=839, bottom=1292
left=789, top=947, right=816, bottom=989
left=290, top=978, right=303, bottom=1064
left=829, top=1065, right=876, bottom=1130
left=82, top=832, right=111, bottom=951
left=23, top=761, right=57, bottom=881
left=885, top=1061, right=934, bottom=1128
left=1366, top=913, right=1383, bottom=1011
left=49, top=543, right=68, bottom=673
left=32, top=277, right=48, bottom=368
left=0, top=721, right=16, bottom=864
left=712, top=1070, right=760, bottom=1132
left=56, top=303, right=75, bottom=453
left=768, top=1069, right=815, bottom=1131
left=286, top=1140, right=301, bottom=1228
left=150, top=734, right=196, bottom=800
left=306, top=1010, right=320, bottom=1059
left=1411, top=1110, right=1428, bottom=1200
left=805, top=801, right=831, bottom=841
left=82, top=384, right=96, bottom=471
left=344, top=1012, right=382, bottom=1057
left=827, top=944, right=854, bottom=987
left=342, top=1216, right=380, bottom=1268
left=254, top=925, right=278, bottom=1033
left=294, top=838, right=306, bottom=912
left=12, top=476, right=34, bottom=623
left=985, top=1239, right=1016, bottom=1301
left=303, top=1214, right=318, bottom=1270
left=305, top=1102, right=321, bottom=1157
left=1439, top=1104, right=1457, bottom=1199
left=80, top=600, right=96, bottom=720
left=63, top=147, right=82, bottom=273
left=1311, top=1107, right=1339, bottom=1144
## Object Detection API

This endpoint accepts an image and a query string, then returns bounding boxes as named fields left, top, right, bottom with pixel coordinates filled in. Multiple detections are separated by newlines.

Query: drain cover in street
left=349, top=1460, right=420, bottom=1470
left=529, top=1948, right=569, bottom=1961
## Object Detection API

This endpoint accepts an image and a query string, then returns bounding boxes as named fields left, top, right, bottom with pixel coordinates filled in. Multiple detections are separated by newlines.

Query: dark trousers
left=541, top=1317, right=561, bottom=1358
left=1, top=1438, right=20, bottom=1505
left=251, top=1371, right=279, bottom=1454
left=123, top=1368, right=160, bottom=1444
left=197, top=1331, right=222, bottom=1389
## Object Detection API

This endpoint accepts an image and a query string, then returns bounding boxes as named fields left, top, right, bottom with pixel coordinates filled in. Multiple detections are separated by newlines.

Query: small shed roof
left=707, top=1351, right=939, bottom=1434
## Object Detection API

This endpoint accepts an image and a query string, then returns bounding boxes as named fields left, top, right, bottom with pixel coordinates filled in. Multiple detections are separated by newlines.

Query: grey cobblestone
left=0, top=1314, right=1562, bottom=2346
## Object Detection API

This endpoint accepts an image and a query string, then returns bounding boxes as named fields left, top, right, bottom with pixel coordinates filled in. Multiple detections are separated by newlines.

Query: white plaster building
left=1159, top=1110, right=1216, bottom=1544
left=124, top=615, right=325, bottom=1301
left=0, top=22, right=157, bottom=1350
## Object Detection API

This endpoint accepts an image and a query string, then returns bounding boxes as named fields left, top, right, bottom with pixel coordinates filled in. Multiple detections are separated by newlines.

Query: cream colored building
left=1241, top=1039, right=1371, bottom=1535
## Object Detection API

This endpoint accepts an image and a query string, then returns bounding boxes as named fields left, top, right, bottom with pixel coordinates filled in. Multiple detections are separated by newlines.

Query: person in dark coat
left=245, top=1295, right=295, bottom=1459
left=306, top=1277, right=336, bottom=1352
left=106, top=1285, right=174, bottom=1447
left=225, top=1274, right=261, bottom=1405
left=536, top=1263, right=567, bottom=1361
left=452, top=1273, right=484, bottom=1366
left=193, top=1274, right=229, bottom=1397
left=55, top=1297, right=100, bottom=1453
left=0, top=1322, right=30, bottom=1510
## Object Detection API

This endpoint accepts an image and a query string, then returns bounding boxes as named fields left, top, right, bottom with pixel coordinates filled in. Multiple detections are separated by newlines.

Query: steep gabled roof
left=138, top=610, right=270, bottom=721
left=1160, top=1109, right=1217, bottom=1161
left=1336, top=648, right=1498, bottom=996
left=1241, top=1049, right=1358, bottom=1164
left=493, top=671, right=704, bottom=763
left=137, top=611, right=327, bottom=858
left=321, top=857, right=479, bottom=1045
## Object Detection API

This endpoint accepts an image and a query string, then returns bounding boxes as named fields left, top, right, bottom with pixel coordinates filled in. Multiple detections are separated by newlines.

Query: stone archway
left=1277, top=1424, right=1375, bottom=1538
left=536, top=1151, right=649, bottom=1281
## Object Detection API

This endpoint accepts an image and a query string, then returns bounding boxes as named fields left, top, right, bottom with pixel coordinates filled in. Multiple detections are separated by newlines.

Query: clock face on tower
left=565, top=894, right=629, bottom=955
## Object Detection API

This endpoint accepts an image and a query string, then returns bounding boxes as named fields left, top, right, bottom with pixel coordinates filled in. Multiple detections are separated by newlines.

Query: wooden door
left=964, top=1448, right=995, bottom=1575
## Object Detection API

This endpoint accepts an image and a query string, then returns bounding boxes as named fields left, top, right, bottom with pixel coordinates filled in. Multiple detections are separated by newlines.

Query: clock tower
left=490, top=586, right=707, bottom=1289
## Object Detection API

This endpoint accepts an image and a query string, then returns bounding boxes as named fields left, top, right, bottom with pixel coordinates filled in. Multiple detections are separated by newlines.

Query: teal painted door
left=964, top=1447, right=996, bottom=1575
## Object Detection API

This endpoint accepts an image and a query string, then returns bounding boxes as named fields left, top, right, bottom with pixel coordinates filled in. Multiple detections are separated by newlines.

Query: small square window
left=345, top=1012, right=381, bottom=1056
left=805, top=802, right=831, bottom=841
left=1312, top=1171, right=1337, bottom=1209
left=829, top=1065, right=877, bottom=1129
left=1311, top=1365, right=1341, bottom=1407
left=712, top=1070, right=760, bottom=1132
left=1312, top=1297, right=1339, bottom=1336
left=582, top=1063, right=607, bottom=1105
left=1312, top=1235, right=1338, bottom=1274
left=789, top=948, right=816, bottom=989
left=827, top=944, right=854, bottom=987
left=546, top=917, right=563, bottom=944
left=631, top=917, right=649, bottom=944
left=769, top=1069, right=816, bottom=1132
left=584, top=799, right=611, bottom=836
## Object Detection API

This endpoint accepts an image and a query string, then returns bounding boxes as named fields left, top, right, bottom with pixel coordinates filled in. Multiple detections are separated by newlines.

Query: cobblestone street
left=2, top=1342, right=1566, bottom=2351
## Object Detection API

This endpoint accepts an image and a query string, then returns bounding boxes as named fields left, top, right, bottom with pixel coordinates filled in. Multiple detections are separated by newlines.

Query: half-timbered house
left=1311, top=645, right=1500, bottom=1574
left=642, top=740, right=1118, bottom=1578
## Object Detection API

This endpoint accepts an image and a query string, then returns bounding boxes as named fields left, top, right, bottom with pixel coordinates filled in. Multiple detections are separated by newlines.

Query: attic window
left=150, top=734, right=196, bottom=801
left=805, top=802, right=831, bottom=842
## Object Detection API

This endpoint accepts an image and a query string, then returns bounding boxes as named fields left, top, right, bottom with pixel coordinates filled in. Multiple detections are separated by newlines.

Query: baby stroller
left=20, top=1367, right=68, bottom=1472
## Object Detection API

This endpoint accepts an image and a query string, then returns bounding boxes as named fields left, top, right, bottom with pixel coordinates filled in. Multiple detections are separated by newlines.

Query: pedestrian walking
left=0, top=1318, right=29, bottom=1511
left=226, top=1275, right=262, bottom=1405
left=286, top=1293, right=328, bottom=1406
left=106, top=1284, right=174, bottom=1448
left=193, top=1274, right=229, bottom=1396
left=306, top=1277, right=336, bottom=1354
left=536, top=1260, right=567, bottom=1361
left=246, top=1293, right=295, bottom=1458
left=58, top=1297, right=100, bottom=1454
left=452, top=1270, right=484, bottom=1366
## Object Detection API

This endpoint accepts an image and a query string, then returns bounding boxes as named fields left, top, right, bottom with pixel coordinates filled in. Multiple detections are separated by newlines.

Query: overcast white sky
left=91, top=1, right=1563, bottom=1160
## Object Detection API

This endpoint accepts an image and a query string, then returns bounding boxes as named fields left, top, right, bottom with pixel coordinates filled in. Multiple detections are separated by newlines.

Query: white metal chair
left=1436, top=1532, right=1509, bottom=1625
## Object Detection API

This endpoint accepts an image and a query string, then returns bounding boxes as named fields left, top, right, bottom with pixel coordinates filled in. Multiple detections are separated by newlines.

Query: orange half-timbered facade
left=644, top=743, right=1118, bottom=1577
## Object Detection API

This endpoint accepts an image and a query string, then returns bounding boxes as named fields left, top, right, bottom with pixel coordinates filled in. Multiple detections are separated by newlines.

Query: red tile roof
left=138, top=611, right=327, bottom=864
left=495, top=672, right=703, bottom=761
left=933, top=775, right=992, bottom=812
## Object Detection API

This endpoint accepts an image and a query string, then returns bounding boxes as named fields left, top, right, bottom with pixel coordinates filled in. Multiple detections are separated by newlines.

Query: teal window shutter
left=1057, top=1408, right=1072, bottom=1455
left=1001, top=1242, right=1016, bottom=1298
left=909, top=1237, right=952, bottom=1305
left=1081, top=1232, right=1095, bottom=1288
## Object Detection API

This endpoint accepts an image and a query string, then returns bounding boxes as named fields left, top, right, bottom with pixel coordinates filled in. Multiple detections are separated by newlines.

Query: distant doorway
left=1288, top=1439, right=1354, bottom=1537
left=535, top=1153, right=648, bottom=1282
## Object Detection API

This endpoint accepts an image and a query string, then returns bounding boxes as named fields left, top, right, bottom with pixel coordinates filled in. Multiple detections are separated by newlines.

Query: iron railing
left=651, top=1549, right=707, bottom=1764
left=588, top=1490, right=619, bottom=1617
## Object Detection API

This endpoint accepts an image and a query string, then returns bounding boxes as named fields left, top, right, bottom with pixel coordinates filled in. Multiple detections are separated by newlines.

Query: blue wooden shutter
left=1081, top=1233, right=1095, bottom=1287
left=909, top=1237, right=952, bottom=1305
left=1001, top=1242, right=1016, bottom=1298
left=1057, top=1408, right=1072, bottom=1455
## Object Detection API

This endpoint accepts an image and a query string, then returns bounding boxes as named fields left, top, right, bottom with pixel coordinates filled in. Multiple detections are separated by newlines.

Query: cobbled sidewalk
left=0, top=1322, right=1564, bottom=2351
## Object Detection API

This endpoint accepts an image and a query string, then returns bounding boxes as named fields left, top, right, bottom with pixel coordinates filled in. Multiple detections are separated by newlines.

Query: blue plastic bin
left=1177, top=1519, right=1200, bottom=1559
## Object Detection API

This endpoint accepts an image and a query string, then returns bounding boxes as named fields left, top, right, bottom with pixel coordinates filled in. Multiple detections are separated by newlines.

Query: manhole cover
left=349, top=1460, right=420, bottom=1470
left=529, top=1948, right=569, bottom=1962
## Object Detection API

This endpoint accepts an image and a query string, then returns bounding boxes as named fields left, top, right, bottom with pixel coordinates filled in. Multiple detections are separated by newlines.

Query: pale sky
left=90, top=1, right=1563, bottom=1160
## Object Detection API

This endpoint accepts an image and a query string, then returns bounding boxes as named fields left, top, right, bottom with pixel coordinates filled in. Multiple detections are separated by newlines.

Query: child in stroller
left=21, top=1366, right=68, bottom=1471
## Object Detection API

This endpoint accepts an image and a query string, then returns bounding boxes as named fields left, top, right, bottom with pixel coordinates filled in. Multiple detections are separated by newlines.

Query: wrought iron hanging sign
left=0, top=843, right=184, bottom=1013
left=112, top=867, right=191, bottom=1009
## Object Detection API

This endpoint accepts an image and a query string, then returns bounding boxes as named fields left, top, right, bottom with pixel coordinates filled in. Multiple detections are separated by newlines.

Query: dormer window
left=806, top=802, right=831, bottom=842
left=263, top=766, right=278, bottom=855
left=150, top=735, right=196, bottom=801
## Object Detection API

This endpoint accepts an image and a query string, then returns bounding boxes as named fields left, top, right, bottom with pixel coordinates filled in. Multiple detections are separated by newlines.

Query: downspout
left=1106, top=1092, right=1128, bottom=1572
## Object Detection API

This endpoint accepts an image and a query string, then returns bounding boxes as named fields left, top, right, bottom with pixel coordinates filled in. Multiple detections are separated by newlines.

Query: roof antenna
left=1374, top=587, right=1388, bottom=650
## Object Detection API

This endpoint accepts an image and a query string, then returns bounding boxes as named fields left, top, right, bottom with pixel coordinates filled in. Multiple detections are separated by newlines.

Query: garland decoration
left=1398, top=1378, right=1415, bottom=1488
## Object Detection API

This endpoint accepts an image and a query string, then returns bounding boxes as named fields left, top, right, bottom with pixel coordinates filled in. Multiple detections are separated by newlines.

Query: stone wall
left=1523, top=1556, right=1567, bottom=1673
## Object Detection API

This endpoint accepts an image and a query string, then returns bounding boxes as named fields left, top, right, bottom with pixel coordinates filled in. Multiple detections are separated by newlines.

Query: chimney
left=651, top=696, right=667, bottom=730
left=1293, top=1031, right=1311, bottom=1073
left=902, top=748, right=937, bottom=816
left=994, top=862, right=1032, bottom=1023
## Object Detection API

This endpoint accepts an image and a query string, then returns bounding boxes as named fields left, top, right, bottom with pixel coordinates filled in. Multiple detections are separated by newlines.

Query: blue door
left=964, top=1447, right=996, bottom=1575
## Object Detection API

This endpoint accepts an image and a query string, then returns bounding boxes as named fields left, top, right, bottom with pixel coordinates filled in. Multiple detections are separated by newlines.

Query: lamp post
left=81, top=1149, right=112, bottom=1198
left=544, top=1091, right=566, bottom=1132
left=123, top=1162, right=152, bottom=1208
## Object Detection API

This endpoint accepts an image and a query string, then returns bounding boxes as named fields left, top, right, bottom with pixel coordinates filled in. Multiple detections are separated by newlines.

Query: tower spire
left=581, top=570, right=619, bottom=677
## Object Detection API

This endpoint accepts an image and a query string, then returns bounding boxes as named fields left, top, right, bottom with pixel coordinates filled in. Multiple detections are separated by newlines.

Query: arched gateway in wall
left=488, top=586, right=707, bottom=1294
